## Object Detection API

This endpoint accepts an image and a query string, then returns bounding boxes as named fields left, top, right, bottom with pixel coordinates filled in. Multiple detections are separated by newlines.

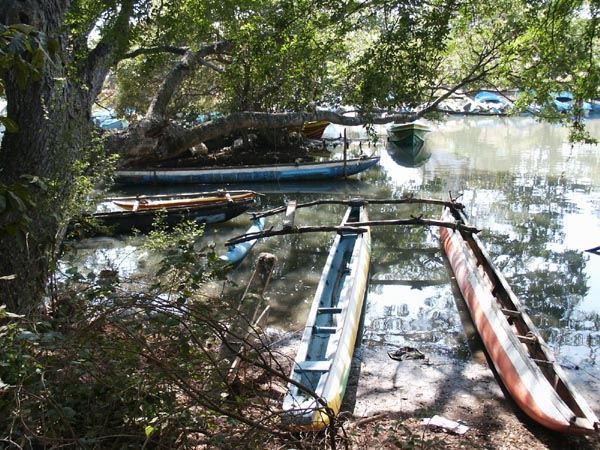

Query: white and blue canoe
left=282, top=202, right=371, bottom=430
left=219, top=217, right=266, bottom=266
left=114, top=156, right=379, bottom=185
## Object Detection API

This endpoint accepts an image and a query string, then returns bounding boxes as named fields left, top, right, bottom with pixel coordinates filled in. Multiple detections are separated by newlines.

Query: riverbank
left=342, top=343, right=600, bottom=449
left=270, top=332, right=600, bottom=449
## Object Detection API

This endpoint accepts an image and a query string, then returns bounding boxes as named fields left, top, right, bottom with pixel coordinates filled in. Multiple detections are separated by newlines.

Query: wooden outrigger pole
left=226, top=197, right=477, bottom=246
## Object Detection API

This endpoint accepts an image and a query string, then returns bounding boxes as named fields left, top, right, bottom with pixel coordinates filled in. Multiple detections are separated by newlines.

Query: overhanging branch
left=146, top=40, right=233, bottom=119
left=124, top=45, right=188, bottom=59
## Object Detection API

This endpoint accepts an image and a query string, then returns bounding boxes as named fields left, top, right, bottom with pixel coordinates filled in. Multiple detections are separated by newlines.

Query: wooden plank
left=317, top=307, right=342, bottom=314
left=295, top=360, right=332, bottom=373
left=500, top=308, right=522, bottom=318
left=517, top=334, right=538, bottom=345
left=314, top=326, right=337, bottom=334
left=369, top=279, right=446, bottom=287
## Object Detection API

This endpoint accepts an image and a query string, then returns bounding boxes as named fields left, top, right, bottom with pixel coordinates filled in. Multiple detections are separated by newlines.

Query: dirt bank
left=341, top=343, right=600, bottom=449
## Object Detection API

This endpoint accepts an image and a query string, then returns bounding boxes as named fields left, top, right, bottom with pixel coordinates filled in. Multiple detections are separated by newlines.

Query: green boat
left=387, top=122, right=431, bottom=157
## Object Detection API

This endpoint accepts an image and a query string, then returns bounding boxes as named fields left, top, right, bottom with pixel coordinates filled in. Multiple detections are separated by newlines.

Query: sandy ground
left=340, top=343, right=600, bottom=449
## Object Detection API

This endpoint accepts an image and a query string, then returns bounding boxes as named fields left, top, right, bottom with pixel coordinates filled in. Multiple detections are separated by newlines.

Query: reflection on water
left=63, top=116, right=600, bottom=378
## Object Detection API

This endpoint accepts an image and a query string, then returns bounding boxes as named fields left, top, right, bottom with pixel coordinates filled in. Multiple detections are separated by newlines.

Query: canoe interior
left=300, top=213, right=361, bottom=389
left=103, top=189, right=256, bottom=203
left=441, top=205, right=599, bottom=434
left=282, top=204, right=371, bottom=430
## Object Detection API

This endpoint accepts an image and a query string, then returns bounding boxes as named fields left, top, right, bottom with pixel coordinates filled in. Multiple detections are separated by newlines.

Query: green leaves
left=0, top=177, right=46, bottom=247
left=0, top=22, right=60, bottom=133
left=0, top=116, right=18, bottom=133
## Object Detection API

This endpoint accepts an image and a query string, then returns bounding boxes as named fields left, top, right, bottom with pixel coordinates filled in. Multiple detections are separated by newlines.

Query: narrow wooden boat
left=282, top=202, right=371, bottom=430
left=219, top=217, right=266, bottom=266
left=387, top=122, right=431, bottom=157
left=113, top=156, right=379, bottom=185
left=288, top=120, right=331, bottom=140
left=301, top=120, right=331, bottom=139
left=440, top=205, right=599, bottom=434
left=111, top=190, right=257, bottom=211
left=84, top=196, right=255, bottom=235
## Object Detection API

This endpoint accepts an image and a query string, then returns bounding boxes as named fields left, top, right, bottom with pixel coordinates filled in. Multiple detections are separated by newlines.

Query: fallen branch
left=251, top=197, right=464, bottom=219
left=352, top=413, right=388, bottom=427
left=225, top=217, right=479, bottom=246
left=347, top=217, right=480, bottom=234
left=225, top=225, right=368, bottom=246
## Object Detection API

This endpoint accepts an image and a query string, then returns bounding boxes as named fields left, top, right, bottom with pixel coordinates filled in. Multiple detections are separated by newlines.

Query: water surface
left=64, top=116, right=600, bottom=378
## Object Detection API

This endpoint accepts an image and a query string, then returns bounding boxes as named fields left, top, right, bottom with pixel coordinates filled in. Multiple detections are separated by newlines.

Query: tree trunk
left=0, top=1, right=96, bottom=315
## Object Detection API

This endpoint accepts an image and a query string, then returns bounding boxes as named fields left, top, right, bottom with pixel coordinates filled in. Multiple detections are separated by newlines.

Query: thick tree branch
left=83, top=0, right=136, bottom=104
left=124, top=45, right=188, bottom=59
left=150, top=110, right=416, bottom=159
left=146, top=40, right=233, bottom=119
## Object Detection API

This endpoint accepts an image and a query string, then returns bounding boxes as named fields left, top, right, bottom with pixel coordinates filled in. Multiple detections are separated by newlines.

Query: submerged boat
left=112, top=190, right=257, bottom=211
left=387, top=122, right=431, bottom=157
left=282, top=202, right=371, bottom=430
left=219, top=217, right=266, bottom=266
left=81, top=193, right=256, bottom=235
left=114, top=156, right=379, bottom=185
left=440, top=205, right=599, bottom=434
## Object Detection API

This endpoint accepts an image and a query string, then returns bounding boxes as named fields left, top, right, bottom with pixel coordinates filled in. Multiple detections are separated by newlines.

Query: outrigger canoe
left=282, top=201, right=371, bottom=430
left=112, top=190, right=257, bottom=211
left=440, top=205, right=599, bottom=434
left=113, top=156, right=379, bottom=185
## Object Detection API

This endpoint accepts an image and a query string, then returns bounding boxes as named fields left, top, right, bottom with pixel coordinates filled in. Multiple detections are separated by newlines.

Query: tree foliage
left=1, top=1, right=600, bottom=446
left=0, top=0, right=598, bottom=324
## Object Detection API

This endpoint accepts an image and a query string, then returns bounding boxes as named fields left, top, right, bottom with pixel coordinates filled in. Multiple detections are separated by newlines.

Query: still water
left=65, top=115, right=600, bottom=378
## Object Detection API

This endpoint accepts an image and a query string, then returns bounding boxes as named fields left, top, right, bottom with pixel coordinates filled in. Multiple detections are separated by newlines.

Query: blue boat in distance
left=474, top=91, right=512, bottom=114
left=114, top=156, right=379, bottom=185
left=552, top=92, right=592, bottom=114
